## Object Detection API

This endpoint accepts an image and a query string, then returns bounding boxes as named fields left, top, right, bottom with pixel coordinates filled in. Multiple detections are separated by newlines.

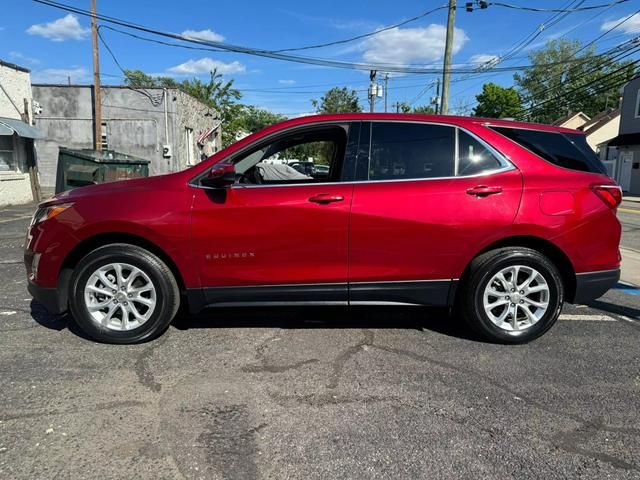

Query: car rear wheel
left=459, top=247, right=563, bottom=344
left=69, top=244, right=180, bottom=344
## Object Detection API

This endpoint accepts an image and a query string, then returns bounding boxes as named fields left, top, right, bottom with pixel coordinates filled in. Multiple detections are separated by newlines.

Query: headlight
left=31, top=202, right=74, bottom=226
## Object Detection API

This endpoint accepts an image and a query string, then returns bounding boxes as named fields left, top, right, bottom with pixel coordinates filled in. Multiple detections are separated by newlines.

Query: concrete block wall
left=32, top=85, right=221, bottom=187
left=0, top=61, right=35, bottom=206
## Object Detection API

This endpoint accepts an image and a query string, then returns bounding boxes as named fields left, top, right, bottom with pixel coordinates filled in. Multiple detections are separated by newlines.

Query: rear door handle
left=466, top=185, right=503, bottom=197
left=308, top=194, right=344, bottom=204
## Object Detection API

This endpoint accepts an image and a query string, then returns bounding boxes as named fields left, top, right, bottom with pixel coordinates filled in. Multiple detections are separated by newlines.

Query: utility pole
left=91, top=0, right=102, bottom=151
left=434, top=78, right=441, bottom=114
left=368, top=70, right=377, bottom=113
left=384, top=73, right=389, bottom=112
left=441, top=0, right=456, bottom=115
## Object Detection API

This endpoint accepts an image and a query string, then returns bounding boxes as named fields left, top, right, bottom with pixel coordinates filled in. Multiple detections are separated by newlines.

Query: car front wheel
left=459, top=247, right=564, bottom=344
left=69, top=244, right=180, bottom=344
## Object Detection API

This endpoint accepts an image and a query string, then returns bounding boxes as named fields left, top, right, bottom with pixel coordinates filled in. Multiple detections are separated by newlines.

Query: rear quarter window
left=490, top=126, right=607, bottom=175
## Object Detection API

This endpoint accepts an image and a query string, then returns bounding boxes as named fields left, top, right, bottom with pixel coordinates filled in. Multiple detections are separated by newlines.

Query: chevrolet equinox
left=25, top=114, right=622, bottom=344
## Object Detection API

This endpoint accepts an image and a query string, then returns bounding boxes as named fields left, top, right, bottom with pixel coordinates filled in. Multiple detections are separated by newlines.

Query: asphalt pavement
left=620, top=199, right=640, bottom=253
left=0, top=201, right=639, bottom=479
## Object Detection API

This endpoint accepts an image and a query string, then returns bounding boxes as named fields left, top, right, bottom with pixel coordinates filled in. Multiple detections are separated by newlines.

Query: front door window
left=232, top=125, right=348, bottom=185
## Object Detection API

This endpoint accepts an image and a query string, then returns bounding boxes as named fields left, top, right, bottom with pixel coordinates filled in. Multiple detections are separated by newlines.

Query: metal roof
left=0, top=117, right=45, bottom=139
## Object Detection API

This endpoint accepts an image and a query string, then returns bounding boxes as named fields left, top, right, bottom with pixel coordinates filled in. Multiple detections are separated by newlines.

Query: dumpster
left=55, top=148, right=150, bottom=194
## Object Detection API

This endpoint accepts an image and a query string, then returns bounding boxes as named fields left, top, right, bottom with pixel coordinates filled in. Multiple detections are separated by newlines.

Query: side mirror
left=201, top=162, right=235, bottom=188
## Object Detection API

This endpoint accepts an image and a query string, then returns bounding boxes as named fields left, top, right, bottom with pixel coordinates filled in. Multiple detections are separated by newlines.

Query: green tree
left=392, top=102, right=435, bottom=114
left=123, top=69, right=179, bottom=88
left=514, top=39, right=636, bottom=123
left=312, top=87, right=362, bottom=113
left=412, top=104, right=436, bottom=114
left=180, top=70, right=242, bottom=146
left=394, top=101, right=412, bottom=113
left=472, top=82, right=523, bottom=119
left=237, top=106, right=287, bottom=133
left=126, top=69, right=244, bottom=146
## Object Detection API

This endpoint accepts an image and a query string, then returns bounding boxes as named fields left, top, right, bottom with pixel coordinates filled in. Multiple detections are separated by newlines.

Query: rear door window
left=457, top=130, right=504, bottom=176
left=491, top=126, right=606, bottom=174
left=368, top=122, right=454, bottom=180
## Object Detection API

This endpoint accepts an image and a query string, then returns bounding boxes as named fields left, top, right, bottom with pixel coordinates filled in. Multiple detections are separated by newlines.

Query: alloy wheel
left=482, top=265, right=550, bottom=332
left=83, top=262, right=157, bottom=331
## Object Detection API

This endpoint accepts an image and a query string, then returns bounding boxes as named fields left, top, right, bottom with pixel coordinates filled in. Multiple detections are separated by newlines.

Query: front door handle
left=308, top=194, right=344, bottom=204
left=466, top=185, right=503, bottom=197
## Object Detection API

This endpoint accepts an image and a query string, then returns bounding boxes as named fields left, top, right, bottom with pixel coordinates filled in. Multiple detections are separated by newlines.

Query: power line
left=518, top=39, right=640, bottom=107
left=95, top=14, right=631, bottom=77
left=98, top=24, right=519, bottom=70
left=572, top=7, right=640, bottom=57
left=33, top=0, right=453, bottom=74
left=497, top=0, right=584, bottom=63
left=487, top=0, right=630, bottom=13
left=448, top=0, right=584, bottom=90
left=522, top=56, right=639, bottom=114
left=453, top=5, right=639, bottom=104
left=274, top=5, right=448, bottom=52
left=35, top=0, right=609, bottom=76
left=96, top=25, right=446, bottom=103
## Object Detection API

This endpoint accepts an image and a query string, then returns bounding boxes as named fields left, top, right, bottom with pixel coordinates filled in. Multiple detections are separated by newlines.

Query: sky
left=1, top=0, right=639, bottom=117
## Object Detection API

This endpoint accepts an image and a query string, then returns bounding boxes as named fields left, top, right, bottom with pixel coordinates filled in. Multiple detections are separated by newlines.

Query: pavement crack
left=0, top=400, right=148, bottom=421
left=243, top=332, right=319, bottom=373
left=553, top=425, right=639, bottom=471
left=370, top=343, right=640, bottom=441
left=269, top=390, right=397, bottom=407
left=134, top=335, right=168, bottom=392
left=242, top=359, right=319, bottom=373
left=326, top=329, right=374, bottom=389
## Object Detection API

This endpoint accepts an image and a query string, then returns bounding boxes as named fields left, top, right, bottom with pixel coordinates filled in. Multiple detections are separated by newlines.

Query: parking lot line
left=619, top=208, right=640, bottom=214
left=0, top=215, right=32, bottom=225
left=614, top=282, right=640, bottom=295
left=559, top=314, right=616, bottom=321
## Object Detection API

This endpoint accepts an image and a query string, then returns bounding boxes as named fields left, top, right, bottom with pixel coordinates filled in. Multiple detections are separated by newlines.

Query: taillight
left=591, top=184, right=622, bottom=209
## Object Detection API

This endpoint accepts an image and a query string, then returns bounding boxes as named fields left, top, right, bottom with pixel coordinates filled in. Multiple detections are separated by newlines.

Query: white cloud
left=167, top=57, right=245, bottom=75
left=468, top=54, right=499, bottom=66
left=9, top=51, right=40, bottom=65
left=361, top=24, right=468, bottom=65
left=31, top=67, right=90, bottom=84
left=601, top=12, right=640, bottom=34
left=181, top=29, right=224, bottom=43
left=26, top=14, right=89, bottom=41
left=278, top=79, right=296, bottom=85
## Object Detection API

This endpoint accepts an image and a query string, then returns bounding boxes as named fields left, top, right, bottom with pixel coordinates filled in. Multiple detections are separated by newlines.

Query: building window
left=0, top=136, right=16, bottom=172
left=635, top=89, right=640, bottom=118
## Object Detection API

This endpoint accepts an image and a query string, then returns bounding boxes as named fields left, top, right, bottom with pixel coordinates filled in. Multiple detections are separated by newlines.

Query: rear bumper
left=27, top=280, right=66, bottom=314
left=572, top=269, right=620, bottom=304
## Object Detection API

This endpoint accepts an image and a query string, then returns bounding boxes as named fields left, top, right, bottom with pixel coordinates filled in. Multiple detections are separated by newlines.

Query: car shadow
left=587, top=299, right=640, bottom=322
left=172, top=305, right=480, bottom=342
left=29, top=299, right=480, bottom=342
left=29, top=299, right=95, bottom=341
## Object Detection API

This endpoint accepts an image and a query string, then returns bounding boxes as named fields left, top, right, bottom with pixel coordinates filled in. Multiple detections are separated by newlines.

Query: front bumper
left=27, top=280, right=67, bottom=314
left=572, top=268, right=620, bottom=304
left=25, top=249, right=67, bottom=314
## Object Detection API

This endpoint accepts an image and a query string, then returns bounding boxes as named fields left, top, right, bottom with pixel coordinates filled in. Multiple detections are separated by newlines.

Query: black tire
left=69, top=244, right=180, bottom=344
left=459, top=247, right=563, bottom=344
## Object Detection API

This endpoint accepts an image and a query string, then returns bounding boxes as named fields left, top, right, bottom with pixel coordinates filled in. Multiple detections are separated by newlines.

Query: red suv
left=25, top=114, right=622, bottom=344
